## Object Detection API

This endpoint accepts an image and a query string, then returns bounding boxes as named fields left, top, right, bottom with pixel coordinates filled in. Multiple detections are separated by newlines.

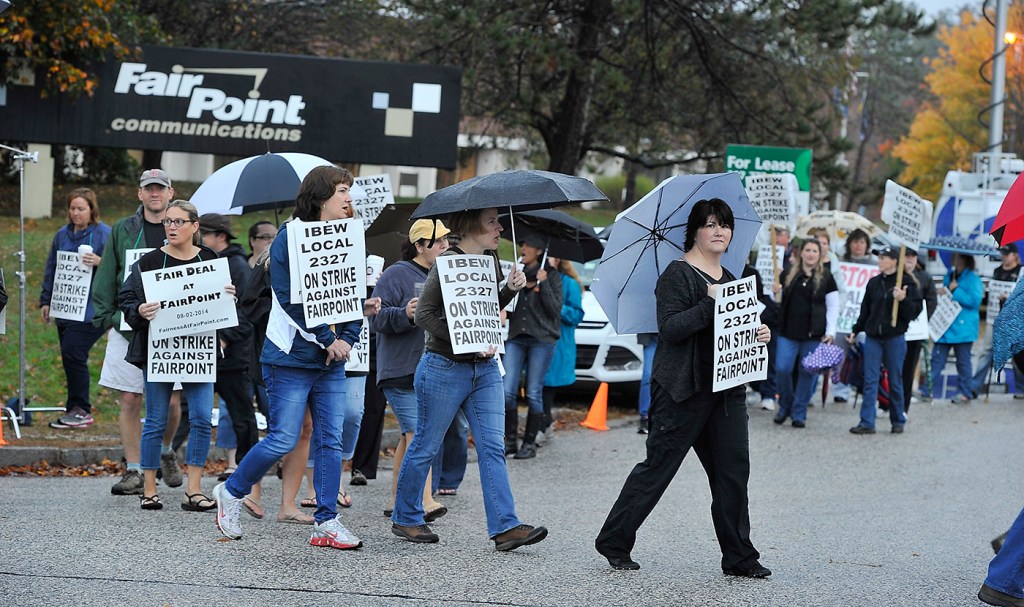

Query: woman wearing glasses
left=119, top=200, right=235, bottom=511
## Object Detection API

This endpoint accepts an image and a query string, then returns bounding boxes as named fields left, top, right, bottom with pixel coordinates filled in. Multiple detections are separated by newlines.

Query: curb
left=0, top=429, right=405, bottom=469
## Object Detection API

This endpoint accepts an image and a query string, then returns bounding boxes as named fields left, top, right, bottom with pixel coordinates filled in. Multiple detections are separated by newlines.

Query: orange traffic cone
left=580, top=383, right=609, bottom=431
left=0, top=412, right=7, bottom=447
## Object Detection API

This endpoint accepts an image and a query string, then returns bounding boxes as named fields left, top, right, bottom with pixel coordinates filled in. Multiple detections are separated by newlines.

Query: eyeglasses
left=253, top=234, right=276, bottom=241
left=161, top=218, right=193, bottom=228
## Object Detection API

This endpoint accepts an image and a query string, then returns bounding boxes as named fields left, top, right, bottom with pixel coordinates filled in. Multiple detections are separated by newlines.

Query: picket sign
left=438, top=254, right=504, bottom=355
left=881, top=180, right=933, bottom=326
left=929, top=293, right=962, bottom=341
left=836, top=262, right=881, bottom=335
left=712, top=275, right=768, bottom=392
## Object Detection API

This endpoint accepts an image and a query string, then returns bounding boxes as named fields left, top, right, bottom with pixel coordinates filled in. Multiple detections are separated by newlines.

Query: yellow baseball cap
left=409, top=219, right=451, bottom=242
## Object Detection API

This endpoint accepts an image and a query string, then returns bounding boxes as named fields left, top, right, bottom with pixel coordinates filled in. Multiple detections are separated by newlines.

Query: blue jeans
left=638, top=338, right=658, bottom=418
left=215, top=398, right=237, bottom=449
left=432, top=409, right=469, bottom=492
left=857, top=335, right=906, bottom=429
left=503, top=336, right=555, bottom=415
left=986, top=505, right=1024, bottom=598
left=394, top=352, right=522, bottom=537
left=341, top=375, right=365, bottom=460
left=972, top=343, right=1024, bottom=396
left=227, top=364, right=347, bottom=524
left=775, top=336, right=818, bottom=423
left=382, top=385, right=418, bottom=434
left=141, top=375, right=214, bottom=470
left=931, top=342, right=973, bottom=399
left=56, top=321, right=106, bottom=414
left=755, top=333, right=777, bottom=400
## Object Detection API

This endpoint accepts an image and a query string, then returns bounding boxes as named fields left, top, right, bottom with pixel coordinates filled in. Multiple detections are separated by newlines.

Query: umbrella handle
left=509, top=205, right=518, bottom=268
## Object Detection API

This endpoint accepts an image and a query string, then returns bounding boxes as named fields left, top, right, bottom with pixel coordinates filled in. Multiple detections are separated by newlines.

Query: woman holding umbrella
left=391, top=207, right=549, bottom=551
left=502, top=232, right=563, bottom=459
left=595, top=198, right=772, bottom=576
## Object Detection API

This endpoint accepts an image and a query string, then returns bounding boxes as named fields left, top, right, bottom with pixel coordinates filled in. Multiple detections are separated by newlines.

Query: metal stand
left=0, top=143, right=41, bottom=438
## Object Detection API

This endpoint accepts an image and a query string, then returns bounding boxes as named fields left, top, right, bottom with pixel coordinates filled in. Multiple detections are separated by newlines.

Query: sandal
left=181, top=492, right=217, bottom=512
left=337, top=490, right=352, bottom=508
left=243, top=496, right=265, bottom=519
left=140, top=495, right=163, bottom=510
left=300, top=497, right=317, bottom=508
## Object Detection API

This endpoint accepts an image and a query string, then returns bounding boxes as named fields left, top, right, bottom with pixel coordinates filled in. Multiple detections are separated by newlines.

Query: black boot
left=514, top=412, right=543, bottom=460
left=504, top=409, right=519, bottom=456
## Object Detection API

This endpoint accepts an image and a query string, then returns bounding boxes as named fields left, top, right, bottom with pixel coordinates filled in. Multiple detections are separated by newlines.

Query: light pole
left=0, top=143, right=39, bottom=438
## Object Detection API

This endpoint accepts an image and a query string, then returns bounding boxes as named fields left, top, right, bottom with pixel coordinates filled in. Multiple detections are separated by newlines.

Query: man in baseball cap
left=199, top=213, right=237, bottom=241
left=139, top=168, right=172, bottom=188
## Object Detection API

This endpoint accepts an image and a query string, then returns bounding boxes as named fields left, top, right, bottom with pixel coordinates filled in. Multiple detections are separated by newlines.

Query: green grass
left=0, top=182, right=618, bottom=445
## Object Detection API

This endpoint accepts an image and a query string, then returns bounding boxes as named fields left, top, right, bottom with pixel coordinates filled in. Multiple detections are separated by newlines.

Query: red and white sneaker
left=310, top=516, right=362, bottom=550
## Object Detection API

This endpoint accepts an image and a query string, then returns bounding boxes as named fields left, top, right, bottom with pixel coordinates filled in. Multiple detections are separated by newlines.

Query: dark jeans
left=216, top=369, right=258, bottom=462
left=596, top=382, right=760, bottom=570
left=56, top=321, right=106, bottom=414
left=902, top=340, right=923, bottom=413
left=753, top=332, right=777, bottom=400
left=432, top=410, right=468, bottom=492
left=351, top=368, right=387, bottom=479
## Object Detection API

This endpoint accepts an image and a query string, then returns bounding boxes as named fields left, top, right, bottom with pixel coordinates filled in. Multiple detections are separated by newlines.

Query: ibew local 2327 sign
left=0, top=46, right=462, bottom=169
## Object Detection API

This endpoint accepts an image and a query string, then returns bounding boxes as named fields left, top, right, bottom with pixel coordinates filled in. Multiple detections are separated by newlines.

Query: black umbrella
left=410, top=169, right=607, bottom=219
left=363, top=204, right=420, bottom=267
left=497, top=209, right=604, bottom=262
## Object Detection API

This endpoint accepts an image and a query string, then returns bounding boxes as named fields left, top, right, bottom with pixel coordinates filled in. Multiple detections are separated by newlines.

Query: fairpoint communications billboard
left=0, top=46, right=462, bottom=168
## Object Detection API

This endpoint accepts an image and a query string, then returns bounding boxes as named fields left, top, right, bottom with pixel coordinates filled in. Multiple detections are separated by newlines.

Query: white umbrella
left=190, top=152, right=340, bottom=217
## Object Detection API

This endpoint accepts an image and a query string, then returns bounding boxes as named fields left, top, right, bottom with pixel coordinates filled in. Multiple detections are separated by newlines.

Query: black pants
left=902, top=340, right=923, bottom=413
left=57, top=321, right=106, bottom=414
left=216, top=369, right=258, bottom=462
left=351, top=368, right=387, bottom=479
left=595, top=382, right=760, bottom=570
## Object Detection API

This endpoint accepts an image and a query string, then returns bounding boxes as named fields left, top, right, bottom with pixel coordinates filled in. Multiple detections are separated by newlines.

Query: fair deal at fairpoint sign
left=140, top=258, right=238, bottom=339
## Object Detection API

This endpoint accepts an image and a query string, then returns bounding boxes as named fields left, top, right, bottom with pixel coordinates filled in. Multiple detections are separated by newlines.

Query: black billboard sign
left=0, top=46, right=462, bottom=168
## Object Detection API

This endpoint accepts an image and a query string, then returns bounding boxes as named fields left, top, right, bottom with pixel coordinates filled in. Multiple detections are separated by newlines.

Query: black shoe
left=833, top=396, right=847, bottom=403
left=723, top=561, right=772, bottom=578
left=791, top=420, right=805, bottom=428
left=392, top=523, right=439, bottom=543
left=513, top=442, right=537, bottom=459
left=637, top=417, right=649, bottom=434
left=849, top=425, right=876, bottom=435
left=493, top=524, right=548, bottom=551
left=773, top=414, right=787, bottom=425
left=993, top=532, right=1008, bottom=554
left=350, top=469, right=368, bottom=486
left=891, top=424, right=904, bottom=434
left=979, top=583, right=1024, bottom=607
left=605, top=555, right=640, bottom=570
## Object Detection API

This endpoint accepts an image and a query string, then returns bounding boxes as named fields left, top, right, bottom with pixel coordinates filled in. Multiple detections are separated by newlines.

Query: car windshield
left=571, top=260, right=600, bottom=289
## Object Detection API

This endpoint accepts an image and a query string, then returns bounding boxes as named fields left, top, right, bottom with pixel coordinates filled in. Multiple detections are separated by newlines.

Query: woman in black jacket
left=595, top=198, right=772, bottom=576
left=772, top=239, right=839, bottom=427
left=119, top=199, right=235, bottom=511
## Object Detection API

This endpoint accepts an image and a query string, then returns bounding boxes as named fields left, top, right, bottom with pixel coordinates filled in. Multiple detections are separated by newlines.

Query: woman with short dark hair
left=595, top=198, right=772, bottom=577
left=214, top=165, right=365, bottom=549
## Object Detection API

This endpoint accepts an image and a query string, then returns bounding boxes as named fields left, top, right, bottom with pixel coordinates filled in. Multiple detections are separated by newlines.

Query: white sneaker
left=745, top=390, right=762, bottom=407
left=213, top=482, right=244, bottom=540
left=760, top=398, right=776, bottom=411
left=310, top=516, right=362, bottom=550
left=534, top=430, right=546, bottom=446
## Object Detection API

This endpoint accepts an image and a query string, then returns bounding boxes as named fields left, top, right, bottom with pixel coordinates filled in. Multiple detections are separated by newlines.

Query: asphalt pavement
left=1, top=394, right=1021, bottom=606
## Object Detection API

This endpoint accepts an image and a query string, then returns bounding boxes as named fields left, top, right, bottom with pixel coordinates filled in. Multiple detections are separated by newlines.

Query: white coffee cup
left=78, top=244, right=93, bottom=270
left=366, top=255, right=385, bottom=287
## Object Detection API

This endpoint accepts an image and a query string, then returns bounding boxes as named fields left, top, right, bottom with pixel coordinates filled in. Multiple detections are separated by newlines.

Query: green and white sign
left=725, top=144, right=813, bottom=216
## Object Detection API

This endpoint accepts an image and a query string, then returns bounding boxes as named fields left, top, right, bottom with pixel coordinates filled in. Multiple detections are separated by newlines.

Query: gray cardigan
left=371, top=260, right=430, bottom=383
left=652, top=260, right=741, bottom=403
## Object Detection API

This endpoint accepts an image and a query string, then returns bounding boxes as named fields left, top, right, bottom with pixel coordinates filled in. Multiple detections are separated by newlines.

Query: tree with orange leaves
left=0, top=0, right=145, bottom=98
left=893, top=6, right=1024, bottom=203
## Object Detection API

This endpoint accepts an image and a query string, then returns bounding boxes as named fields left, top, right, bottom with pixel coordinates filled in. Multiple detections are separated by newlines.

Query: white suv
left=571, top=260, right=644, bottom=391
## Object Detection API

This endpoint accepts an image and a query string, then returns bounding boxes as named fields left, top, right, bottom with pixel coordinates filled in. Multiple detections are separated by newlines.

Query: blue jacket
left=938, top=267, right=983, bottom=344
left=260, top=226, right=361, bottom=370
left=40, top=222, right=111, bottom=324
left=543, top=275, right=584, bottom=388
